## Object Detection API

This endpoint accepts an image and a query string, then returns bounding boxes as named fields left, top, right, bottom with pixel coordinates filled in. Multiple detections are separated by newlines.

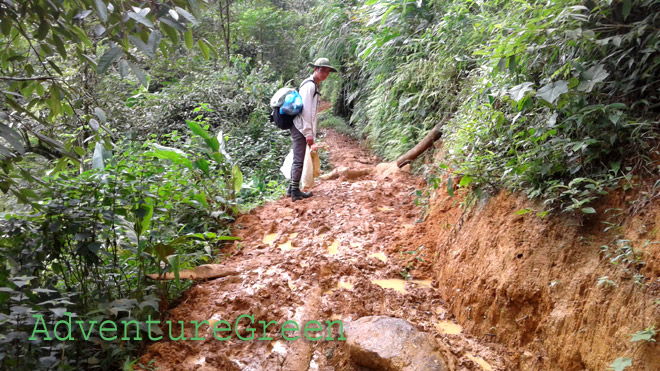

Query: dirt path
left=139, top=129, right=510, bottom=370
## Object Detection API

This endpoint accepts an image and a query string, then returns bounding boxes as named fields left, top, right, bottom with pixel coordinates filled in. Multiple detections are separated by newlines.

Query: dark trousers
left=290, top=125, right=306, bottom=182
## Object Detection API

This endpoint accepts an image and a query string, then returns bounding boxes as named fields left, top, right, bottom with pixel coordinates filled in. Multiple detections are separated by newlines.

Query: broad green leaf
left=73, top=146, right=85, bottom=156
left=515, top=209, right=533, bottom=215
left=97, top=47, right=122, bottom=75
left=176, top=7, right=198, bottom=25
left=508, top=82, right=534, bottom=102
left=160, top=17, right=187, bottom=32
left=52, top=35, right=67, bottom=59
left=184, top=29, right=193, bottom=50
left=194, top=158, right=210, bottom=176
left=161, top=23, right=178, bottom=45
left=20, top=188, right=38, bottom=199
left=630, top=327, right=656, bottom=342
left=94, top=0, right=107, bottom=22
left=188, top=0, right=201, bottom=18
left=1, top=18, right=11, bottom=36
left=232, top=165, right=243, bottom=193
left=186, top=120, right=211, bottom=140
left=148, top=143, right=192, bottom=169
left=94, top=107, right=106, bottom=124
left=94, top=24, right=105, bottom=37
left=608, top=357, right=632, bottom=371
left=0, top=123, right=25, bottom=155
left=128, top=61, right=148, bottom=88
left=577, top=65, right=609, bottom=92
left=118, top=59, right=129, bottom=78
left=89, top=118, right=99, bottom=132
left=536, top=80, right=568, bottom=104
left=212, top=152, right=224, bottom=165
left=194, top=192, right=208, bottom=208
left=581, top=207, right=596, bottom=214
left=128, top=11, right=154, bottom=28
left=198, top=39, right=210, bottom=60
left=128, top=35, right=155, bottom=58
left=154, top=243, right=174, bottom=262
left=622, top=0, right=631, bottom=20
left=459, top=175, right=473, bottom=187
left=147, top=30, right=162, bottom=52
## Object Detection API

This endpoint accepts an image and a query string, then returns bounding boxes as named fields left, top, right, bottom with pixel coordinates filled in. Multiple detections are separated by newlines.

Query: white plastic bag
left=280, top=149, right=294, bottom=179
left=300, top=145, right=314, bottom=189
left=280, top=146, right=319, bottom=189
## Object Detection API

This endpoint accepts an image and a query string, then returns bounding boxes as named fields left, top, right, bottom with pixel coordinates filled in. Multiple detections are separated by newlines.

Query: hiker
left=288, top=57, right=338, bottom=202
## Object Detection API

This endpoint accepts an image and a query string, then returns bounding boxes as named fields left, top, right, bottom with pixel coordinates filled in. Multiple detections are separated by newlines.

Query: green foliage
left=318, top=111, right=354, bottom=138
left=0, top=120, right=242, bottom=369
left=0, top=0, right=206, bottom=200
left=630, top=326, right=656, bottom=343
left=311, top=0, right=660, bottom=213
left=234, top=1, right=306, bottom=78
left=597, top=276, right=617, bottom=288
left=608, top=357, right=632, bottom=371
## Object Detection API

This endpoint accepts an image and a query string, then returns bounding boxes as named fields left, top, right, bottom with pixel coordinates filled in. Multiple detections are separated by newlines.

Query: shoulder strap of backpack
left=299, top=79, right=320, bottom=97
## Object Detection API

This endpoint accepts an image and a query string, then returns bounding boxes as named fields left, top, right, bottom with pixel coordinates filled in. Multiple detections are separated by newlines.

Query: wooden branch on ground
left=0, top=76, right=56, bottom=81
left=396, top=119, right=448, bottom=168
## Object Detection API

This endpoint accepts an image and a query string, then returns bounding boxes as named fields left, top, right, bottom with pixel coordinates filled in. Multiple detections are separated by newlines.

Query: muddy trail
left=139, top=128, right=510, bottom=370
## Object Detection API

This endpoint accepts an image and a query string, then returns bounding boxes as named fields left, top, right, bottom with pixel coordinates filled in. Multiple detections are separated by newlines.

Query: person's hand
left=306, top=136, right=314, bottom=146
left=310, top=143, right=319, bottom=152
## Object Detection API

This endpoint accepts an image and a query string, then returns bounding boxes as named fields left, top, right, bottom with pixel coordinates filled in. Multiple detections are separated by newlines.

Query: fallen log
left=395, top=120, right=447, bottom=168
left=146, top=264, right=238, bottom=281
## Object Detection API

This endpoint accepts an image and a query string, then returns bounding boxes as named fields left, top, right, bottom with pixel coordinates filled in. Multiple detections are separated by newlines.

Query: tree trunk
left=395, top=120, right=447, bottom=168
left=218, top=0, right=232, bottom=65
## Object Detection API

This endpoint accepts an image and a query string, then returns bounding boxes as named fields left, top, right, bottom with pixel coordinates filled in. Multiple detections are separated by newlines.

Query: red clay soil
left=137, top=129, right=511, bottom=370
left=423, top=182, right=660, bottom=371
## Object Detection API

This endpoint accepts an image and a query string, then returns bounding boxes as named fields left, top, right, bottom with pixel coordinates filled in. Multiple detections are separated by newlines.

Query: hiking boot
left=286, top=184, right=291, bottom=197
left=290, top=181, right=312, bottom=202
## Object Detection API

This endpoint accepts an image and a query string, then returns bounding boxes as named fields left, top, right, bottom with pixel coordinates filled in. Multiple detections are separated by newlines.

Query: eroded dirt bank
left=139, top=130, right=509, bottom=370
left=414, top=169, right=660, bottom=370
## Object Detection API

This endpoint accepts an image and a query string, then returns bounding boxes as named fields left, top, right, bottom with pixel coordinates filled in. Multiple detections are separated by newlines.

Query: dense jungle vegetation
left=0, top=0, right=658, bottom=369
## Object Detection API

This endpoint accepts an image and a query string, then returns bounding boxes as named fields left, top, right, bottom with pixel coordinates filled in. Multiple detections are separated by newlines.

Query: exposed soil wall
left=420, top=184, right=660, bottom=370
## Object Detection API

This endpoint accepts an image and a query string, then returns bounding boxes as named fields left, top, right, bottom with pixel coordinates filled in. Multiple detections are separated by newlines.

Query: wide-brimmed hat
left=308, top=58, right=338, bottom=72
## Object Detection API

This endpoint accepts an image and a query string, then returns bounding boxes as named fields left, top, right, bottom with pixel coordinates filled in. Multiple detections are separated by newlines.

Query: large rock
left=344, top=316, right=449, bottom=371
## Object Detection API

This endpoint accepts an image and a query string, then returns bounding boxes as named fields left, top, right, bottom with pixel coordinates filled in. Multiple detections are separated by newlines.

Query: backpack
left=269, top=79, right=318, bottom=130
